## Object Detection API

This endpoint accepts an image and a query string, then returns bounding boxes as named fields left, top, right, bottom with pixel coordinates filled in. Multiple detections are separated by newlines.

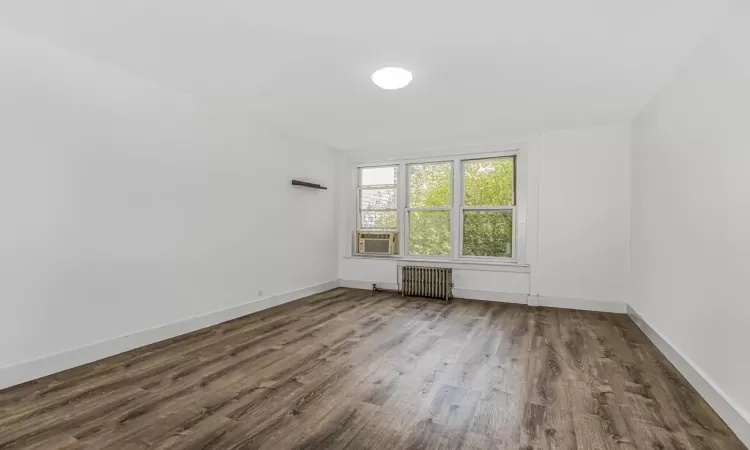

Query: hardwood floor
left=0, top=288, right=744, bottom=450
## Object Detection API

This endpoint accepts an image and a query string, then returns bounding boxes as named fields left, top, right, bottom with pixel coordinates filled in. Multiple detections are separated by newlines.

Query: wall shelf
left=291, top=180, right=327, bottom=190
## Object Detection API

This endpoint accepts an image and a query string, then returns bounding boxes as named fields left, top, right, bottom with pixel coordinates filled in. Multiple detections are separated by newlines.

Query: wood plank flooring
left=0, top=288, right=745, bottom=449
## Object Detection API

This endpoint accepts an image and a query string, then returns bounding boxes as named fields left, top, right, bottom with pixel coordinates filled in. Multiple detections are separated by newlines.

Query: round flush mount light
left=371, top=66, right=413, bottom=90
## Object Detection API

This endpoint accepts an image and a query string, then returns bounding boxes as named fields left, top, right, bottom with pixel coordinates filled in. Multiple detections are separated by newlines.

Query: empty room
left=1, top=0, right=748, bottom=449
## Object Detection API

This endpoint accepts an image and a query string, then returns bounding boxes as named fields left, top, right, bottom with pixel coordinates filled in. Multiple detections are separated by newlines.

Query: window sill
left=343, top=254, right=531, bottom=273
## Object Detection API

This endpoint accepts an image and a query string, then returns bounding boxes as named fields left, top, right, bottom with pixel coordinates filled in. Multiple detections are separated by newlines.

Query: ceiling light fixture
left=371, top=67, right=413, bottom=90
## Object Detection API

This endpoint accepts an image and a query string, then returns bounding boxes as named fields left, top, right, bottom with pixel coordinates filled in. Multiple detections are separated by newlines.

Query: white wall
left=0, top=30, right=338, bottom=373
left=535, top=126, right=631, bottom=303
left=337, top=125, right=631, bottom=307
left=630, top=7, right=750, bottom=427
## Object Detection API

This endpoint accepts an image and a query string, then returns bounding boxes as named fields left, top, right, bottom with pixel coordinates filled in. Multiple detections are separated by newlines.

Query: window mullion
left=397, top=163, right=406, bottom=255
left=452, top=157, right=462, bottom=259
left=462, top=206, right=514, bottom=211
left=360, top=184, right=396, bottom=189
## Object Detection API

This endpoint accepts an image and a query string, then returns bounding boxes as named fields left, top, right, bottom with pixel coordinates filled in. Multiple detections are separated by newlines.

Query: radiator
left=401, top=266, right=453, bottom=300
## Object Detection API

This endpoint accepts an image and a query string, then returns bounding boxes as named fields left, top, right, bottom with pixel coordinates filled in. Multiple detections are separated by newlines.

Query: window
left=461, top=157, right=515, bottom=258
left=407, top=162, right=452, bottom=256
left=354, top=151, right=522, bottom=262
left=358, top=166, right=398, bottom=230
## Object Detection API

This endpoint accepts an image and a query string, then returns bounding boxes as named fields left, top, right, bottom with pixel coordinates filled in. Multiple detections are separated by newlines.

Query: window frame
left=458, top=156, right=517, bottom=260
left=353, top=148, right=526, bottom=264
left=356, top=165, right=399, bottom=232
left=405, top=161, right=454, bottom=257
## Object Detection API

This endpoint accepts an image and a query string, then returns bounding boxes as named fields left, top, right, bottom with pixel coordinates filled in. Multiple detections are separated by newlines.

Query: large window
left=356, top=152, right=521, bottom=261
left=407, top=162, right=452, bottom=256
left=461, top=157, right=515, bottom=258
left=358, top=166, right=398, bottom=230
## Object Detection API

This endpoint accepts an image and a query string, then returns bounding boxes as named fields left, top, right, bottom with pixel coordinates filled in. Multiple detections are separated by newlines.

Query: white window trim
left=353, top=147, right=527, bottom=265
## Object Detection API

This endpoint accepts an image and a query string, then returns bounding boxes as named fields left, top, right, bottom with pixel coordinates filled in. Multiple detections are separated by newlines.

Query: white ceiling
left=0, top=0, right=728, bottom=150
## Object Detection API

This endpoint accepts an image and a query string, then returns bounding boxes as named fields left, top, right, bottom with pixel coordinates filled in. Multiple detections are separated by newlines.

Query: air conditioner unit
left=357, top=232, right=398, bottom=255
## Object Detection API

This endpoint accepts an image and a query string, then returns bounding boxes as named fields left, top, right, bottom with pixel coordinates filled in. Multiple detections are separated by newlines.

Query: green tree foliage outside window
left=464, top=158, right=514, bottom=206
left=463, top=210, right=512, bottom=257
left=408, top=162, right=451, bottom=255
left=409, top=163, right=451, bottom=208
left=462, top=158, right=514, bottom=257
left=409, top=211, right=451, bottom=256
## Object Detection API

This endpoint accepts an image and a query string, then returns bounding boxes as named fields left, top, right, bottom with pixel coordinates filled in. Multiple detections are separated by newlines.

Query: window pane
left=464, top=158, right=514, bottom=206
left=462, top=210, right=512, bottom=257
left=408, top=211, right=450, bottom=256
left=408, top=162, right=452, bottom=208
left=361, top=211, right=397, bottom=229
left=360, top=188, right=396, bottom=210
left=360, top=166, right=397, bottom=186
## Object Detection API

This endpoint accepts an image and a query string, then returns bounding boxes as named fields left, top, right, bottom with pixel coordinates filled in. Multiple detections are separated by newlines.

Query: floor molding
left=338, top=280, right=529, bottom=304
left=0, top=280, right=340, bottom=391
left=537, top=295, right=627, bottom=313
left=339, top=279, right=399, bottom=291
left=453, top=288, right=529, bottom=304
left=627, top=305, right=750, bottom=447
left=339, top=280, right=627, bottom=312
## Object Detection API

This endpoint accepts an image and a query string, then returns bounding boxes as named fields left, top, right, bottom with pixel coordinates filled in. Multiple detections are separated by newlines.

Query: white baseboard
left=453, top=289, right=528, bottom=304
left=0, top=280, right=340, bottom=391
left=338, top=279, right=625, bottom=313
left=339, top=279, right=399, bottom=291
left=537, top=295, right=627, bottom=313
left=627, top=305, right=750, bottom=447
left=339, top=281, right=527, bottom=304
